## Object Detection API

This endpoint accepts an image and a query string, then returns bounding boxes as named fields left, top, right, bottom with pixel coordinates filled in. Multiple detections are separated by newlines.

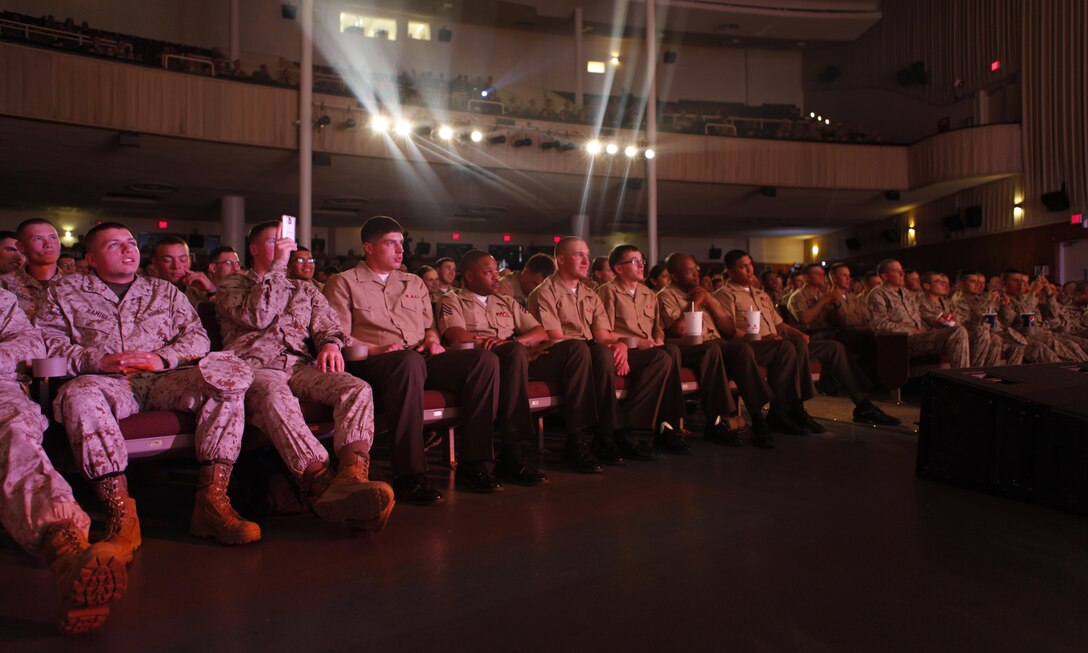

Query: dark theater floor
left=1, top=397, right=1085, bottom=652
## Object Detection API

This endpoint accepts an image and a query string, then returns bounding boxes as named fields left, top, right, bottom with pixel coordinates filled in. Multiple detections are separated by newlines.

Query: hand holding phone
left=280, top=214, right=297, bottom=242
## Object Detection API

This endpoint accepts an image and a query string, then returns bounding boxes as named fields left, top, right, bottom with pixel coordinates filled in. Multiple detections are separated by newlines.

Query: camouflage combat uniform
left=0, top=267, right=62, bottom=320
left=867, top=285, right=970, bottom=367
left=216, top=262, right=374, bottom=477
left=34, top=274, right=252, bottom=480
left=950, top=291, right=1021, bottom=366
left=0, top=289, right=91, bottom=553
left=1001, top=292, right=1088, bottom=362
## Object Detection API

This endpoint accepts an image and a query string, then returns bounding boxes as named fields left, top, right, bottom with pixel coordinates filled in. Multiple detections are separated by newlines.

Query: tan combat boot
left=91, top=474, right=141, bottom=565
left=41, top=520, right=128, bottom=635
left=305, top=447, right=394, bottom=532
left=191, top=461, right=261, bottom=545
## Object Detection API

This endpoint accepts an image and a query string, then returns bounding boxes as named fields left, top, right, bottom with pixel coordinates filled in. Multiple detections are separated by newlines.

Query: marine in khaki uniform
left=528, top=237, right=674, bottom=467
left=716, top=250, right=899, bottom=430
left=216, top=221, right=394, bottom=532
left=500, top=253, right=556, bottom=308
left=150, top=235, right=215, bottom=307
left=438, top=250, right=588, bottom=478
left=324, top=216, right=501, bottom=501
left=1000, top=270, right=1088, bottom=361
left=0, top=289, right=128, bottom=634
left=657, top=252, right=779, bottom=448
left=0, top=218, right=65, bottom=319
left=596, top=247, right=694, bottom=454
left=35, top=222, right=260, bottom=556
left=866, top=258, right=970, bottom=367
left=951, top=271, right=1026, bottom=366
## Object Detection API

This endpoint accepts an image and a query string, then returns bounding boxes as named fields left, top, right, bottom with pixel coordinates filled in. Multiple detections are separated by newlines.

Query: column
left=220, top=195, right=245, bottom=252
left=574, top=7, right=584, bottom=110
left=229, top=0, right=240, bottom=63
left=644, top=0, right=659, bottom=264
left=298, top=0, right=314, bottom=248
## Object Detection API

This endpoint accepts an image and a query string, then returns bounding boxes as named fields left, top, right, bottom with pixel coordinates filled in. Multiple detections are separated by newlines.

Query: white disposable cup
left=682, top=311, right=703, bottom=336
left=744, top=310, right=762, bottom=335
left=622, top=336, right=640, bottom=349
left=343, top=344, right=369, bottom=361
left=32, top=357, right=67, bottom=377
left=450, top=341, right=476, bottom=351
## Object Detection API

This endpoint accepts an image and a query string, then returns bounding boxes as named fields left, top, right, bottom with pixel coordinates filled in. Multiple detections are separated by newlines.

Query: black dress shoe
left=704, top=422, right=743, bottom=447
left=495, top=457, right=548, bottom=485
left=750, top=424, right=777, bottom=449
left=590, top=435, right=625, bottom=466
left=617, top=437, right=658, bottom=461
left=562, top=440, right=603, bottom=474
left=766, top=412, right=809, bottom=435
left=853, top=400, right=902, bottom=426
left=796, top=411, right=827, bottom=434
left=655, top=431, right=694, bottom=455
left=455, top=462, right=503, bottom=493
left=392, top=475, right=444, bottom=505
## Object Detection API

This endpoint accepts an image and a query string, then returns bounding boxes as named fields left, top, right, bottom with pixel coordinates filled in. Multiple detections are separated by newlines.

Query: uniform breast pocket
left=400, top=296, right=425, bottom=312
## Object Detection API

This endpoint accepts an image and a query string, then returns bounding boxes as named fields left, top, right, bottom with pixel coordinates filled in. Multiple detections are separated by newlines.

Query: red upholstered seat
left=679, top=368, right=697, bottom=383
left=423, top=389, right=458, bottom=410
left=528, top=380, right=558, bottom=398
left=119, top=410, right=195, bottom=440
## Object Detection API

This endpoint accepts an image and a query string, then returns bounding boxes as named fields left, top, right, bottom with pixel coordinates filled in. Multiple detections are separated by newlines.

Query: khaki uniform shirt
left=34, top=274, right=210, bottom=376
left=216, top=263, right=345, bottom=370
left=0, top=267, right=62, bottom=320
left=0, top=288, right=46, bottom=381
left=597, top=280, right=664, bottom=341
left=918, top=295, right=953, bottom=329
left=436, top=288, right=539, bottom=340
left=714, top=281, right=781, bottom=337
left=656, top=284, right=720, bottom=340
left=866, top=285, right=923, bottom=334
left=322, top=262, right=433, bottom=349
left=827, top=290, right=869, bottom=329
left=527, top=275, right=610, bottom=340
left=787, top=285, right=830, bottom=329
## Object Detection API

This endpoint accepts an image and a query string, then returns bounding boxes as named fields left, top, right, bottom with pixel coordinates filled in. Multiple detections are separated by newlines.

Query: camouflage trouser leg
left=908, top=326, right=970, bottom=368
left=54, top=375, right=140, bottom=479
left=1, top=382, right=90, bottom=555
left=1028, top=331, right=1085, bottom=362
left=1061, top=334, right=1088, bottom=360
left=968, top=326, right=1002, bottom=367
left=245, top=368, right=329, bottom=478
left=141, top=362, right=250, bottom=465
left=287, top=364, right=375, bottom=456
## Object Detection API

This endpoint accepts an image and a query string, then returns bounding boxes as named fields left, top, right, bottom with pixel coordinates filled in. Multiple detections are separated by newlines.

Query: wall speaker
left=187, top=234, right=206, bottom=249
left=884, top=190, right=901, bottom=201
left=882, top=228, right=900, bottom=243
left=663, top=50, right=677, bottom=64
left=312, top=152, right=332, bottom=166
left=845, top=237, right=861, bottom=251
left=942, top=213, right=965, bottom=231
left=118, top=131, right=141, bottom=147
left=281, top=3, right=297, bottom=19
left=965, top=205, right=983, bottom=228
left=1042, top=184, right=1070, bottom=212
left=817, top=65, right=841, bottom=84
left=760, top=186, right=776, bottom=198
left=708, top=246, right=723, bottom=260
left=438, top=27, right=452, bottom=42
left=626, top=178, right=644, bottom=190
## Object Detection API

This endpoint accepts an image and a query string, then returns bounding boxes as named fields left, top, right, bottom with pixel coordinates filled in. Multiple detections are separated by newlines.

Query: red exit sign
left=991, top=60, right=1000, bottom=72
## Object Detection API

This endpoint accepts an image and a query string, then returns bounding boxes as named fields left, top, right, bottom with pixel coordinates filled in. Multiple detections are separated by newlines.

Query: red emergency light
left=1072, top=213, right=1083, bottom=225
left=553, top=235, right=561, bottom=243
left=158, top=220, right=169, bottom=229
left=451, top=232, right=460, bottom=241
left=991, top=60, right=1000, bottom=72
left=503, top=233, right=511, bottom=242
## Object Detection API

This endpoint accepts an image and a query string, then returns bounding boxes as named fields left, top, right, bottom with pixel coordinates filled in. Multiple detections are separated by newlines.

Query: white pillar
left=298, top=0, right=314, bottom=249
left=220, top=195, right=245, bottom=252
left=645, top=0, right=659, bottom=264
left=572, top=213, right=590, bottom=243
left=228, top=0, right=240, bottom=63
left=574, top=7, right=584, bottom=109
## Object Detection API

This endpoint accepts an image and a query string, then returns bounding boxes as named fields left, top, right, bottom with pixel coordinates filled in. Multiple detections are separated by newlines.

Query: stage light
left=340, top=117, right=356, bottom=129
left=394, top=120, right=412, bottom=136
left=809, top=111, right=815, bottom=118
left=586, top=140, right=602, bottom=155
left=605, top=143, right=618, bottom=155
left=470, top=130, right=483, bottom=143
left=817, top=115, right=822, bottom=122
left=811, top=244, right=819, bottom=257
left=314, top=114, right=331, bottom=129
left=370, top=116, right=389, bottom=132
left=825, top=118, right=830, bottom=125
left=624, top=145, right=638, bottom=158
left=513, top=137, right=532, bottom=147
left=489, top=134, right=506, bottom=145
left=644, top=148, right=655, bottom=159
left=481, top=86, right=495, bottom=97
left=438, top=125, right=454, bottom=140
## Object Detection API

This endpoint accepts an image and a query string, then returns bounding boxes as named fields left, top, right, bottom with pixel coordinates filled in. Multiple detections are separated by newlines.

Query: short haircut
left=1000, top=268, right=1026, bottom=282
left=523, top=252, right=556, bottom=277
left=153, top=235, right=189, bottom=256
left=608, top=245, right=640, bottom=272
left=208, top=246, right=236, bottom=261
left=876, top=259, right=899, bottom=275
left=16, top=218, right=56, bottom=238
left=723, top=249, right=750, bottom=269
left=57, top=253, right=75, bottom=261
left=801, top=263, right=823, bottom=274
left=904, top=268, right=919, bottom=276
left=554, top=236, right=583, bottom=257
left=0, top=230, right=17, bottom=241
left=591, top=256, right=609, bottom=273
left=434, top=257, right=455, bottom=269
left=85, top=221, right=130, bottom=249
left=414, top=265, right=435, bottom=276
left=922, top=271, right=942, bottom=285
left=861, top=271, right=880, bottom=282
left=290, top=246, right=312, bottom=257
left=664, top=251, right=692, bottom=275
left=759, top=270, right=780, bottom=284
left=827, top=262, right=851, bottom=276
left=788, top=270, right=804, bottom=280
left=247, top=220, right=280, bottom=244
left=459, top=249, right=491, bottom=273
left=955, top=269, right=980, bottom=282
left=647, top=263, right=668, bottom=284
left=359, top=216, right=403, bottom=244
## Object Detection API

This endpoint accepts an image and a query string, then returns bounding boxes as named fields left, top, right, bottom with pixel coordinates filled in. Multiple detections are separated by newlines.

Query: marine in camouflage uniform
left=34, top=223, right=259, bottom=554
left=1000, top=271, right=1088, bottom=362
left=0, top=266, right=62, bottom=320
left=216, top=222, right=393, bottom=531
left=949, top=272, right=1023, bottom=366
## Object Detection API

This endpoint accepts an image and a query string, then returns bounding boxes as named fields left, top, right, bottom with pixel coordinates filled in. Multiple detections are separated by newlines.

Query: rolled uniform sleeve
left=657, top=286, right=686, bottom=330
left=322, top=273, right=355, bottom=342
left=436, top=293, right=468, bottom=334
left=310, top=291, right=346, bottom=350
left=528, top=281, right=564, bottom=334
left=509, top=298, right=540, bottom=334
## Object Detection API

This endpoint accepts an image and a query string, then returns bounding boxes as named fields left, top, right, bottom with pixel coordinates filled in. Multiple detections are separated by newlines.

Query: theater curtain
left=1021, top=0, right=1088, bottom=218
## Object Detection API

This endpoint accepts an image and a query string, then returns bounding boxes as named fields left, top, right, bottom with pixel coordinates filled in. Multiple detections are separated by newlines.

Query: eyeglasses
left=215, top=259, right=240, bottom=268
left=293, top=257, right=316, bottom=264
left=617, top=258, right=645, bottom=267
